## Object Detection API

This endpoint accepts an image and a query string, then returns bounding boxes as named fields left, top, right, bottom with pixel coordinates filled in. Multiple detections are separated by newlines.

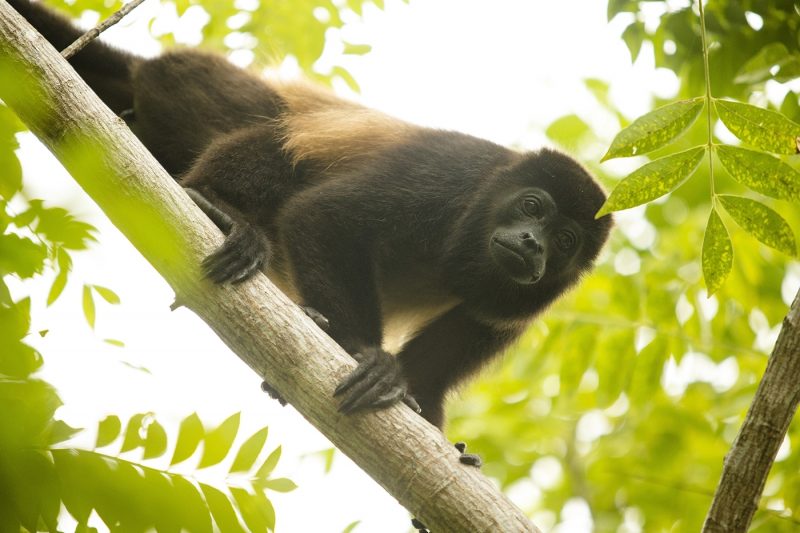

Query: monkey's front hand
left=202, top=223, right=269, bottom=284
left=335, top=347, right=421, bottom=414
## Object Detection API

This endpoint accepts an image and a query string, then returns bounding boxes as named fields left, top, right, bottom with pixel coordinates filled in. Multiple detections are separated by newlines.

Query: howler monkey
left=9, top=0, right=613, bottom=432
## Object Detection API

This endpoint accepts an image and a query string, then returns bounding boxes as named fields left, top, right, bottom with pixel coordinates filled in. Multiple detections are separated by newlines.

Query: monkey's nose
left=519, top=232, right=543, bottom=254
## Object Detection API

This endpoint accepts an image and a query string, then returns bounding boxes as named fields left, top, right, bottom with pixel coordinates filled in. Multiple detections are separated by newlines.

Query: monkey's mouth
left=490, top=237, right=543, bottom=284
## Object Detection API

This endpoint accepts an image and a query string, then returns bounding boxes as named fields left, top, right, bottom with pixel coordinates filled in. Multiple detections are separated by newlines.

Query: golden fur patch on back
left=270, top=81, right=418, bottom=171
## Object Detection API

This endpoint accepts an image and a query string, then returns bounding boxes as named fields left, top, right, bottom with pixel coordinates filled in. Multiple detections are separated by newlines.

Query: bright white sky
left=9, top=1, right=687, bottom=531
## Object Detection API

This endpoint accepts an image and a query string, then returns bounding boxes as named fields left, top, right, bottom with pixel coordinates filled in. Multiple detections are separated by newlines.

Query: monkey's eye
left=522, top=197, right=542, bottom=217
left=555, top=230, right=576, bottom=251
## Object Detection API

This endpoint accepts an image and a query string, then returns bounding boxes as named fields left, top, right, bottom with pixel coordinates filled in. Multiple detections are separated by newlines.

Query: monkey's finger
left=230, top=256, right=264, bottom=284
left=337, top=374, right=394, bottom=413
left=202, top=245, right=243, bottom=282
left=458, top=453, right=482, bottom=468
left=369, top=386, right=407, bottom=409
left=203, top=242, right=261, bottom=284
left=402, top=394, right=421, bottom=414
left=333, top=355, right=378, bottom=397
left=300, top=306, right=330, bottom=331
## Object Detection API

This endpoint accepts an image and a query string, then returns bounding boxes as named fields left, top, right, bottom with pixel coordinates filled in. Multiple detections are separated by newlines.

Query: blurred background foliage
left=1, top=0, right=799, bottom=531
left=450, top=1, right=800, bottom=531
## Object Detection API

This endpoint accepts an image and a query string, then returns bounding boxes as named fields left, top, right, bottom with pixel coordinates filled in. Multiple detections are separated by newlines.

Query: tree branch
left=0, top=2, right=538, bottom=531
left=61, top=0, right=147, bottom=59
left=703, top=288, right=800, bottom=532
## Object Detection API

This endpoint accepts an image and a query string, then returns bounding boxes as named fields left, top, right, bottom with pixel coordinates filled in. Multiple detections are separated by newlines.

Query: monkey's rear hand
left=335, top=347, right=421, bottom=414
left=202, top=223, right=269, bottom=284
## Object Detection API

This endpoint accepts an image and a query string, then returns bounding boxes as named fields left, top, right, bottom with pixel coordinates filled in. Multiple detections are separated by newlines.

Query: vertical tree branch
left=703, top=288, right=800, bottom=531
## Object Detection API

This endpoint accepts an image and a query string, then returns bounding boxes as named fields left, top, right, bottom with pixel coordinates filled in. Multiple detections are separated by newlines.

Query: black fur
left=11, top=0, right=613, bottom=430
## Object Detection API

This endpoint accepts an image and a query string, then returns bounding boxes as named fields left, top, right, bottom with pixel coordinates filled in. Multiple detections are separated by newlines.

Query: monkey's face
left=489, top=187, right=583, bottom=285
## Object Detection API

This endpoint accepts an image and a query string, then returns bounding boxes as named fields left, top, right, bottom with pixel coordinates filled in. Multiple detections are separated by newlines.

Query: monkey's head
left=488, top=149, right=612, bottom=286
left=446, top=148, right=612, bottom=315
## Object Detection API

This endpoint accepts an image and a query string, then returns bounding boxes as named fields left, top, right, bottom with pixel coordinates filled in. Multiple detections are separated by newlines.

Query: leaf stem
left=698, top=0, right=715, bottom=201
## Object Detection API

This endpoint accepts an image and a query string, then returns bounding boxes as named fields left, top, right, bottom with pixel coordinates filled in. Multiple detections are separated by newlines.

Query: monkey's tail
left=7, top=0, right=141, bottom=114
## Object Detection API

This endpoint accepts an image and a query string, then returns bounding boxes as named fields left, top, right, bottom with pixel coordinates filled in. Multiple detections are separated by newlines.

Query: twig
left=61, top=0, right=147, bottom=59
left=703, top=287, right=800, bottom=532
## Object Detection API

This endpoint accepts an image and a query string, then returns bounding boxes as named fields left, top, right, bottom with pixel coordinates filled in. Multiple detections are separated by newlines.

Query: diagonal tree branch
left=0, top=2, right=539, bottom=531
left=703, top=288, right=800, bottom=532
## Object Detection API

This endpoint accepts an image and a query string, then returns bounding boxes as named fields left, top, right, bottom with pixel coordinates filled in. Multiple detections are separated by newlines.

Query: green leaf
left=47, top=267, right=68, bottom=306
left=342, top=521, right=361, bottom=533
left=261, top=478, right=297, bottom=493
left=596, top=147, right=706, bottom=217
left=602, top=98, right=705, bottom=161
left=716, top=145, right=800, bottom=201
left=0, top=144, right=22, bottom=199
left=702, top=208, right=733, bottom=296
left=200, top=484, right=245, bottom=533
left=0, top=233, right=47, bottom=278
left=715, top=99, right=800, bottom=155
left=622, top=21, right=645, bottom=63
left=331, top=66, right=360, bottom=93
left=342, top=42, right=372, bottom=55
left=230, top=426, right=269, bottom=473
left=34, top=206, right=96, bottom=249
left=718, top=195, right=797, bottom=256
left=321, top=448, right=335, bottom=473
left=96, top=415, right=122, bottom=448
left=170, top=413, right=205, bottom=466
left=255, top=446, right=282, bottom=479
left=607, top=0, right=637, bottom=21
left=103, top=338, right=125, bottom=347
left=198, top=412, right=240, bottom=468
left=120, top=413, right=148, bottom=452
left=92, top=285, right=120, bottom=305
left=46, top=419, right=81, bottom=445
left=82, top=284, right=95, bottom=329
left=546, top=114, right=591, bottom=148
left=230, top=488, right=270, bottom=533
left=143, top=420, right=168, bottom=459
left=735, top=43, right=798, bottom=85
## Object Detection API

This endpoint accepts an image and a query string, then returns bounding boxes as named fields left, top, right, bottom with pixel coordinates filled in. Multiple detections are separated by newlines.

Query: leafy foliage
left=598, top=2, right=799, bottom=292
left=449, top=1, right=800, bottom=532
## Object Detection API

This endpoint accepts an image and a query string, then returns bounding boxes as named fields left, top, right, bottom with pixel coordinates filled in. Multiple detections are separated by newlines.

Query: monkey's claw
left=455, top=441, right=482, bottom=467
left=411, top=518, right=430, bottom=532
left=334, top=347, right=418, bottom=414
left=300, top=306, right=330, bottom=331
left=202, top=223, right=269, bottom=284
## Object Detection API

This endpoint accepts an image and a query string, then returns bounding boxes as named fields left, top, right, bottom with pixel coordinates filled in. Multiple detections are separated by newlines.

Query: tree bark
left=703, top=289, right=800, bottom=531
left=0, top=2, right=539, bottom=532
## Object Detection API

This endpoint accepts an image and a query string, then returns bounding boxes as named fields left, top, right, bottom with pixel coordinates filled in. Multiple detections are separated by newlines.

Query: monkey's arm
left=280, top=183, right=418, bottom=413
left=180, top=123, right=298, bottom=283
left=398, top=306, right=527, bottom=429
